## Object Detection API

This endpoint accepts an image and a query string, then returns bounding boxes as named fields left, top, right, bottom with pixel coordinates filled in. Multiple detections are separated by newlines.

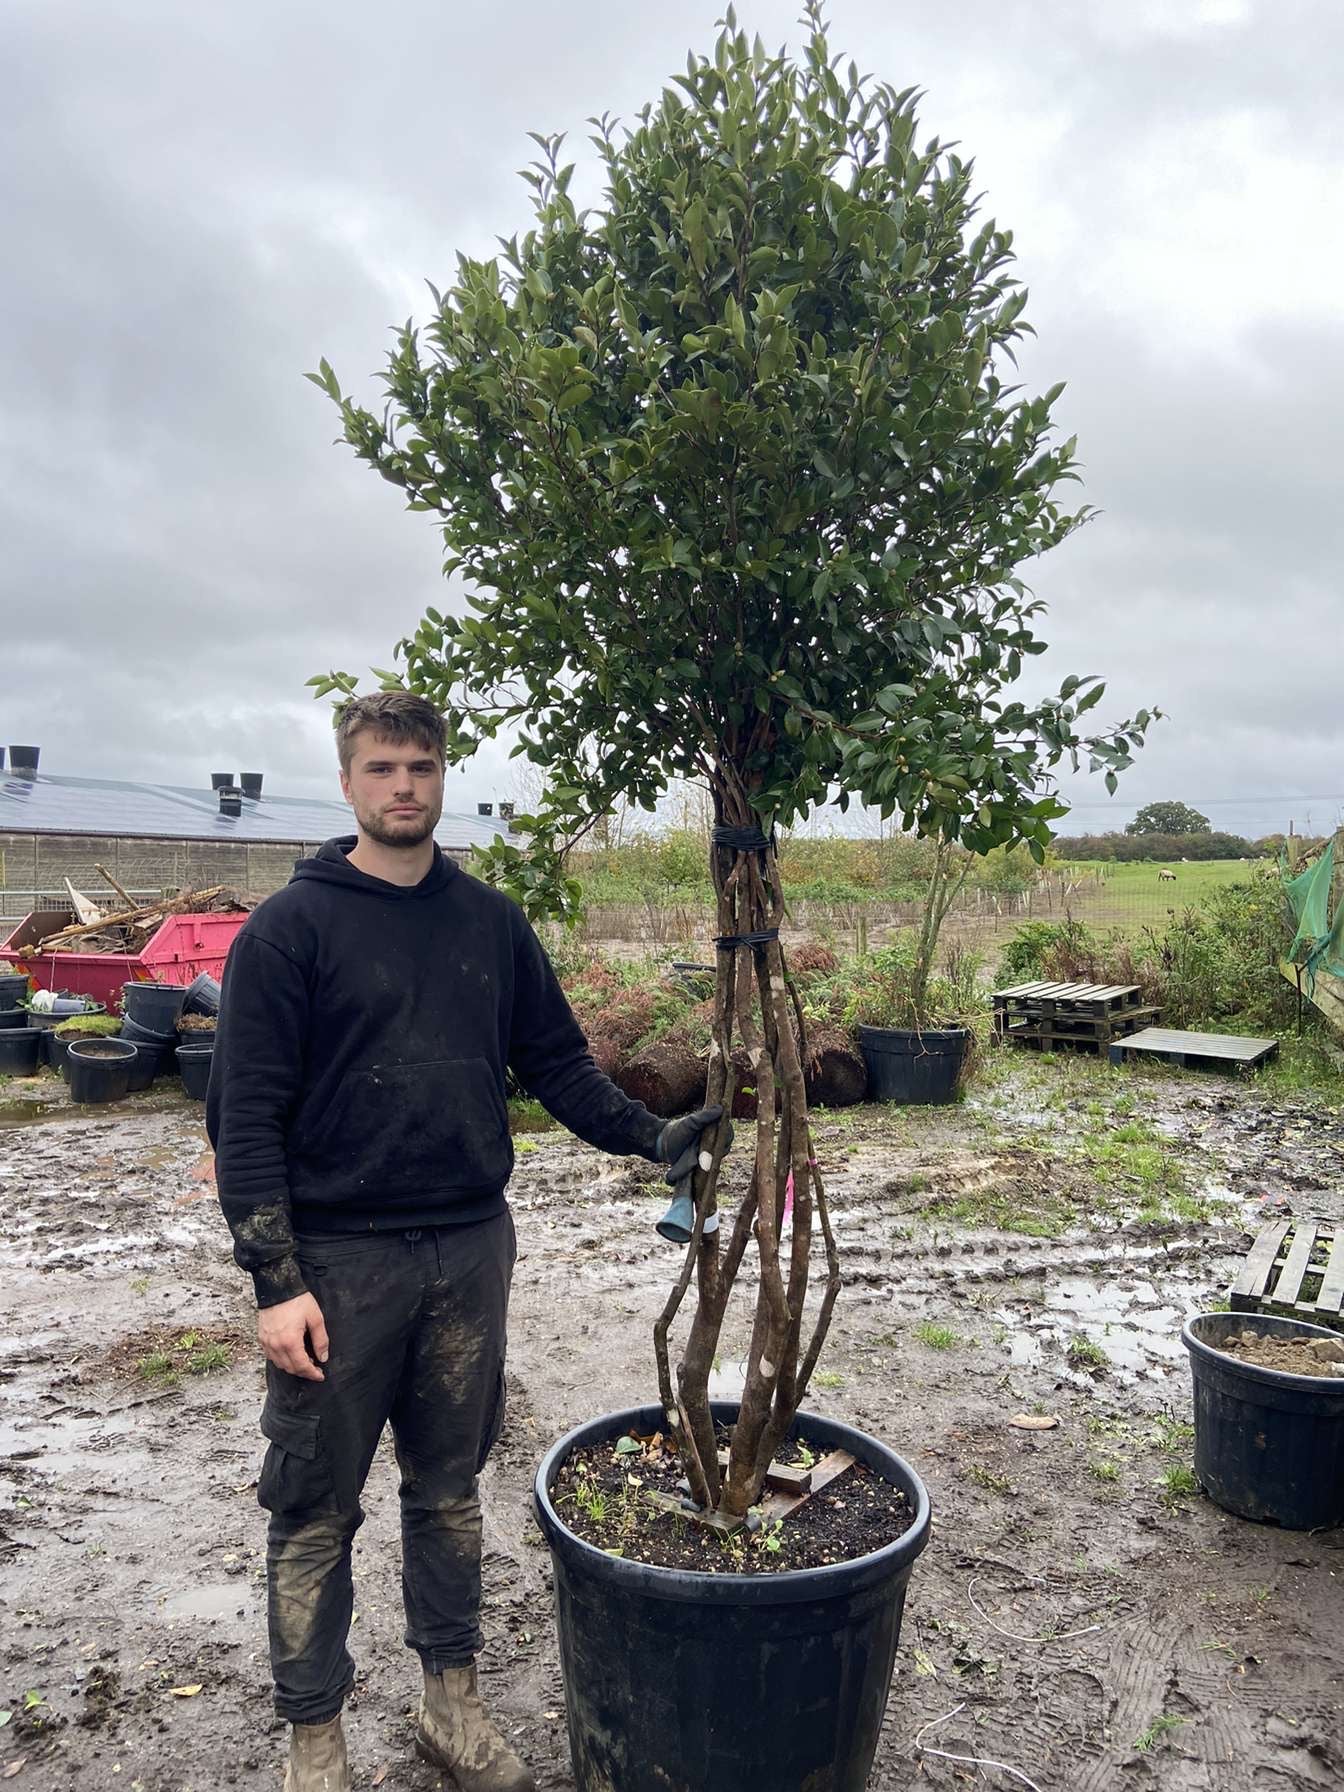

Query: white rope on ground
left=967, top=1575, right=1107, bottom=1644
left=913, top=1702, right=1046, bottom=1792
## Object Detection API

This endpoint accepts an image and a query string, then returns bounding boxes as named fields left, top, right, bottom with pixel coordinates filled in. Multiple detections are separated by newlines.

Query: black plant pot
left=0, top=1008, right=28, bottom=1030
left=1182, top=1312, right=1344, bottom=1530
left=182, top=971, right=222, bottom=1018
left=0, top=1028, right=41, bottom=1075
left=121, top=981, right=188, bottom=1034
left=176, top=1025, right=217, bottom=1052
left=176, top=1045, right=214, bottom=1100
left=534, top=1402, right=931, bottom=1792
left=119, top=1011, right=179, bottom=1048
left=121, top=1037, right=162, bottom=1092
left=857, top=1024, right=970, bottom=1105
left=0, top=970, right=30, bottom=1009
left=66, top=1038, right=136, bottom=1104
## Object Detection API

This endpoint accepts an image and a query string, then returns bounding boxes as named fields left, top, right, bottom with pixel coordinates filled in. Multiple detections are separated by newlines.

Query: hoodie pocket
left=300, top=1057, right=513, bottom=1194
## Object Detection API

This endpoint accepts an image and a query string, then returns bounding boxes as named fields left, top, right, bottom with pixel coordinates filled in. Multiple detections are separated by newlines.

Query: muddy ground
left=1, top=1050, right=1341, bottom=1792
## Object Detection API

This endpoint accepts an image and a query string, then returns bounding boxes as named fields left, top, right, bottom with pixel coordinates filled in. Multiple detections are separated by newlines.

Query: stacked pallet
left=993, top=980, right=1158, bottom=1053
left=1231, top=1220, right=1343, bottom=1330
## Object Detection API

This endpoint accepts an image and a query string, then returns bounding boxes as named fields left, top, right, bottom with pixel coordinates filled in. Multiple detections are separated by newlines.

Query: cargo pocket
left=476, top=1367, right=507, bottom=1472
left=257, top=1403, right=332, bottom=1517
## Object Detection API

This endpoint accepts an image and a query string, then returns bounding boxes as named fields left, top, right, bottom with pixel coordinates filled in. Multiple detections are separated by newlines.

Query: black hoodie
left=207, top=838, right=664, bottom=1305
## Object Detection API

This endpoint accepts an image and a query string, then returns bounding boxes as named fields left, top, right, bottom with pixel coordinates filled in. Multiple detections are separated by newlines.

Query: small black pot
left=123, top=1037, right=175, bottom=1087
left=177, top=1045, right=214, bottom=1100
left=176, top=1025, right=217, bottom=1052
left=121, top=981, right=188, bottom=1034
left=182, top=971, right=222, bottom=1018
left=1182, top=1312, right=1344, bottom=1529
left=0, top=1008, right=28, bottom=1030
left=0, top=970, right=30, bottom=1009
left=64, top=1038, right=135, bottom=1103
left=535, top=1403, right=931, bottom=1792
left=0, top=1028, right=41, bottom=1075
left=857, top=1024, right=971, bottom=1105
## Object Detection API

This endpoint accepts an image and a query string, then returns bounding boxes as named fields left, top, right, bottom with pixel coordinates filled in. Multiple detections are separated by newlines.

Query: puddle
left=156, top=1583, right=252, bottom=1622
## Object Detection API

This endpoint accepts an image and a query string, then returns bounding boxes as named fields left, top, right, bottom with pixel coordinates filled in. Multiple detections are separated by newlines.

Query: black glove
left=656, top=1104, right=731, bottom=1186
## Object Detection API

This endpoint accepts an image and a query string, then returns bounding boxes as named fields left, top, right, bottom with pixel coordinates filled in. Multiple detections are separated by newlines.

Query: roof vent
left=219, top=786, right=242, bottom=818
left=478, top=802, right=493, bottom=816
left=498, top=801, right=515, bottom=820
left=240, top=772, right=264, bottom=800
left=8, top=745, right=39, bottom=779
left=211, top=771, right=235, bottom=790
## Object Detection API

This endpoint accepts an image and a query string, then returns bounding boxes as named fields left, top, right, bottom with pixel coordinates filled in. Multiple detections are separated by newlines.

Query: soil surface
left=2, top=1049, right=1342, bottom=1791
left=554, top=1430, right=915, bottom=1572
left=1210, top=1331, right=1344, bottom=1378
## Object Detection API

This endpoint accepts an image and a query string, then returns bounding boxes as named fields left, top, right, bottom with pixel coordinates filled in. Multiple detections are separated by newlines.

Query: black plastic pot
left=857, top=1025, right=970, bottom=1105
left=27, top=997, right=102, bottom=1023
left=119, top=1011, right=178, bottom=1048
left=177, top=1045, right=214, bottom=1100
left=124, top=1037, right=175, bottom=1086
left=176, top=1025, right=217, bottom=1052
left=0, top=970, right=30, bottom=1008
left=0, top=1008, right=27, bottom=1030
left=0, top=1028, right=41, bottom=1075
left=183, top=971, right=222, bottom=1018
left=534, top=1402, right=931, bottom=1792
left=66, top=1038, right=136, bottom=1104
left=1182, top=1312, right=1344, bottom=1530
left=121, top=981, right=188, bottom=1033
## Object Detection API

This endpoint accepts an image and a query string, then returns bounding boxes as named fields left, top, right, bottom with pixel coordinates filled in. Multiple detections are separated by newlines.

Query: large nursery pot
left=177, top=1044, right=214, bottom=1100
left=0, top=970, right=30, bottom=1008
left=534, top=1402, right=931, bottom=1792
left=182, top=971, right=222, bottom=1018
left=1182, top=1312, right=1344, bottom=1530
left=0, top=1028, right=42, bottom=1075
left=0, top=1008, right=28, bottom=1030
left=857, top=1024, right=970, bottom=1105
left=66, top=1038, right=136, bottom=1105
left=121, top=980, right=188, bottom=1033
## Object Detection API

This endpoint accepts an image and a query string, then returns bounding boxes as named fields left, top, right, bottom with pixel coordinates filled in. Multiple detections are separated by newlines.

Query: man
left=207, top=692, right=720, bottom=1792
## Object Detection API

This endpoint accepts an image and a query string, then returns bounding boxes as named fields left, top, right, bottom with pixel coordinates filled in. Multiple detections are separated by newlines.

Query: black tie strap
left=714, top=928, right=781, bottom=951
left=712, top=824, right=771, bottom=853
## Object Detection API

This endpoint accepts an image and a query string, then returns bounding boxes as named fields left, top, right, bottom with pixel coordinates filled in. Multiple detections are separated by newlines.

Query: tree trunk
left=652, top=771, right=842, bottom=1518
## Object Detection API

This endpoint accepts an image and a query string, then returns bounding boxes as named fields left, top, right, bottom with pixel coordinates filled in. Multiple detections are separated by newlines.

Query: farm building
left=0, top=759, right=512, bottom=913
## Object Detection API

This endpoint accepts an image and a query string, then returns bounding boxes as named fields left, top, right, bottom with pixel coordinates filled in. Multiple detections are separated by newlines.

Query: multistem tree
left=309, top=6, right=1153, bottom=1517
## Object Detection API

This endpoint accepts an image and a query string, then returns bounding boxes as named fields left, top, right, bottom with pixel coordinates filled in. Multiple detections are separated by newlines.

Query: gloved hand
left=655, top=1104, right=730, bottom=1186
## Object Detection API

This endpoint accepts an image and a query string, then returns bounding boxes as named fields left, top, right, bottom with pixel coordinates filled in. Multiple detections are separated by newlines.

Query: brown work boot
left=283, top=1715, right=350, bottom=1792
left=416, top=1664, right=535, bottom=1792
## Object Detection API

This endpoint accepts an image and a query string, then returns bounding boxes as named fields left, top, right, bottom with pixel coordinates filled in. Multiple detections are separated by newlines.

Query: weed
left=1149, top=1415, right=1194, bottom=1455
left=186, top=1343, right=230, bottom=1375
left=514, top=1137, right=538, bottom=1155
left=966, top=1464, right=1014, bottom=1496
left=1133, top=1714, right=1186, bottom=1753
left=1089, top=1459, right=1120, bottom=1483
left=135, top=1350, right=179, bottom=1386
left=1068, top=1336, right=1109, bottom=1370
left=1157, top=1465, right=1198, bottom=1501
left=813, top=1370, right=845, bottom=1390
left=129, top=1275, right=150, bottom=1296
left=914, top=1321, right=959, bottom=1351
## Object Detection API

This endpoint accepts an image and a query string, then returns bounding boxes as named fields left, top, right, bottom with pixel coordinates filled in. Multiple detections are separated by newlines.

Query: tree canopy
left=1126, top=801, right=1211, bottom=836
left=309, top=2, right=1153, bottom=922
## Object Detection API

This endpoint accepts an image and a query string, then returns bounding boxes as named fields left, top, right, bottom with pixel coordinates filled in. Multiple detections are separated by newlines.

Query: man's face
left=340, top=730, right=445, bottom=849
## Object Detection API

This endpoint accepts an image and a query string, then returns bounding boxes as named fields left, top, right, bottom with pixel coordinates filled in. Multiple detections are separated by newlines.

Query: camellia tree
left=309, top=5, right=1153, bottom=1520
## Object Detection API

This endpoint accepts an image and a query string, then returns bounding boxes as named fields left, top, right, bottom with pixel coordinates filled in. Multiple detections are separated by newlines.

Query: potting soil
left=552, top=1429, right=915, bottom=1572
left=1211, top=1329, right=1344, bottom=1377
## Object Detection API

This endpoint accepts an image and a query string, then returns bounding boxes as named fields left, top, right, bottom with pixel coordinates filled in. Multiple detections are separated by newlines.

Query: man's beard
left=356, top=804, right=439, bottom=848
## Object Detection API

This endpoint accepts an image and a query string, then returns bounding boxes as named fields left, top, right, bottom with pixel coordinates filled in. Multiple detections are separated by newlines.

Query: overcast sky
left=4, top=0, right=1340, bottom=841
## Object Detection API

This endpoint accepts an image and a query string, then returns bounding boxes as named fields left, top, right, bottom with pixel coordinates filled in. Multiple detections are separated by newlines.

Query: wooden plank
left=1231, top=1221, right=1292, bottom=1308
left=1280, top=959, right=1344, bottom=1040
left=714, top=1449, right=812, bottom=1495
left=758, top=1449, right=856, bottom=1523
left=1314, top=1228, right=1344, bottom=1316
left=645, top=1489, right=743, bottom=1534
left=1273, top=1221, right=1320, bottom=1310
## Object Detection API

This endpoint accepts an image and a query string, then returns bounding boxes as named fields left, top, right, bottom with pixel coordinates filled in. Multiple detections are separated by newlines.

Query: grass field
left=1055, top=858, right=1267, bottom=935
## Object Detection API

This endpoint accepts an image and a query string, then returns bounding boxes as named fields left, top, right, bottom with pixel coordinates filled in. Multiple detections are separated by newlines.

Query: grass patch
left=508, top=1096, right=560, bottom=1134
left=1067, top=1336, right=1109, bottom=1370
left=1133, top=1713, right=1187, bottom=1753
left=913, top=1321, right=959, bottom=1351
left=1088, top=1458, right=1120, bottom=1483
left=812, top=1370, right=845, bottom=1390
left=1157, top=1464, right=1199, bottom=1501
left=965, top=1463, right=1014, bottom=1496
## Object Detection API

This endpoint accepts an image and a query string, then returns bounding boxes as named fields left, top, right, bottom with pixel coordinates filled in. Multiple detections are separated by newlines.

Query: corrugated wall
left=0, top=832, right=468, bottom=912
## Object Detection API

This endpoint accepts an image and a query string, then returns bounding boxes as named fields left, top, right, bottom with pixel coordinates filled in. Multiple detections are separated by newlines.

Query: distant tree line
left=1052, top=831, right=1263, bottom=862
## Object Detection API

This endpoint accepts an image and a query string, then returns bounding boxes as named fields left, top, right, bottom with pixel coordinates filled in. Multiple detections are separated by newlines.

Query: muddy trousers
left=256, top=1213, right=515, bottom=1725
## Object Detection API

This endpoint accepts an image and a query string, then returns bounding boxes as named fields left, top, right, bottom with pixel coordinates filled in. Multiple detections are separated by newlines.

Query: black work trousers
left=256, top=1212, right=515, bottom=1724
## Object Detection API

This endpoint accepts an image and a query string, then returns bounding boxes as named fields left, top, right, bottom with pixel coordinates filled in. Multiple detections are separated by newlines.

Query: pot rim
left=1182, top=1310, right=1344, bottom=1397
left=534, top=1401, right=932, bottom=1606
left=67, top=1037, right=137, bottom=1062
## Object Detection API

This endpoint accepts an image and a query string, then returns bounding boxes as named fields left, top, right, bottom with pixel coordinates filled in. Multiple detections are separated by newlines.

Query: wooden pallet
left=1230, top=1219, right=1343, bottom=1330
left=1107, top=1027, right=1278, bottom=1073
left=993, top=980, right=1158, bottom=1053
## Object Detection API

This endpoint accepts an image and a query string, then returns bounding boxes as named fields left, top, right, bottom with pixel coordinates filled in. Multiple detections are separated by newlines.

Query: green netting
left=1283, top=839, right=1344, bottom=987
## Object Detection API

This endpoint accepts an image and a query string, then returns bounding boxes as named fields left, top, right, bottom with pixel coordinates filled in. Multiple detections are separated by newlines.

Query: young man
left=207, top=692, right=720, bottom=1792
